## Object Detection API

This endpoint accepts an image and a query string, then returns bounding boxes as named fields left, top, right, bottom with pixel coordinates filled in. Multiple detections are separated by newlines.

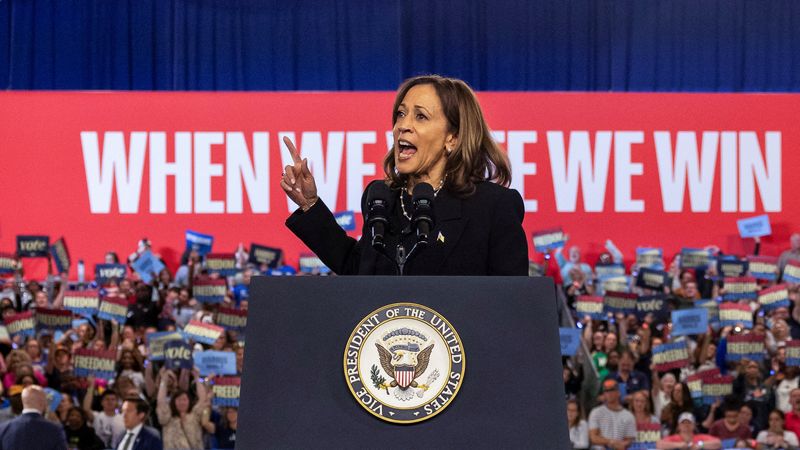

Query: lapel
left=413, top=188, right=467, bottom=274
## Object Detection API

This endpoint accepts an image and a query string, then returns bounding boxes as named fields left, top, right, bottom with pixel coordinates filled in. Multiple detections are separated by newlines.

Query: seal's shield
left=395, top=365, right=414, bottom=388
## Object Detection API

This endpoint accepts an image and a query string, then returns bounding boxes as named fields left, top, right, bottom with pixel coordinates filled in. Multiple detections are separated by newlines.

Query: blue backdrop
left=1, top=0, right=798, bottom=91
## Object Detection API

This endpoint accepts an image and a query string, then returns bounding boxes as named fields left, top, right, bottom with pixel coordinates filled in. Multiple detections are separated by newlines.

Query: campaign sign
left=726, top=334, right=765, bottom=362
left=702, top=374, right=734, bottom=405
left=600, top=276, right=630, bottom=294
left=737, top=214, right=772, bottom=238
left=717, top=257, right=749, bottom=278
left=186, top=230, right=214, bottom=256
left=216, top=307, right=247, bottom=334
left=559, top=328, right=582, bottom=356
left=94, top=264, right=127, bottom=285
left=63, top=290, right=100, bottom=316
left=164, top=340, right=194, bottom=370
left=696, top=300, right=720, bottom=328
left=298, top=253, right=331, bottom=274
left=35, top=308, right=73, bottom=332
left=532, top=228, right=566, bottom=253
left=4, top=311, right=35, bottom=338
left=652, top=341, right=691, bottom=371
left=212, top=376, right=241, bottom=407
left=758, top=284, right=790, bottom=312
left=722, top=277, right=759, bottom=301
left=687, top=368, right=721, bottom=400
left=184, top=321, right=224, bottom=345
left=680, top=248, right=711, bottom=270
left=635, top=247, right=663, bottom=270
left=16, top=235, right=49, bottom=257
left=576, top=295, right=606, bottom=320
left=784, top=260, right=800, bottom=284
left=334, top=210, right=357, bottom=231
left=671, top=308, right=708, bottom=336
left=205, top=253, right=238, bottom=277
left=634, top=423, right=661, bottom=449
left=0, top=253, right=15, bottom=275
left=636, top=294, right=669, bottom=322
left=49, top=237, right=70, bottom=274
left=748, top=256, right=779, bottom=281
left=147, top=331, right=185, bottom=361
left=73, top=349, right=117, bottom=380
left=719, top=302, right=754, bottom=329
left=131, top=250, right=165, bottom=284
left=193, top=278, right=228, bottom=304
left=604, top=291, right=638, bottom=316
left=248, top=243, right=282, bottom=268
left=97, top=296, right=129, bottom=324
left=595, top=263, right=626, bottom=279
left=635, top=268, right=669, bottom=291
left=194, top=350, right=238, bottom=376
left=44, top=388, right=62, bottom=412
left=785, top=340, right=800, bottom=367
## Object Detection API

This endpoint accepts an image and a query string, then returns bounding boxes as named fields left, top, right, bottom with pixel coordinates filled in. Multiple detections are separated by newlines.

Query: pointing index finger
left=283, top=136, right=302, bottom=164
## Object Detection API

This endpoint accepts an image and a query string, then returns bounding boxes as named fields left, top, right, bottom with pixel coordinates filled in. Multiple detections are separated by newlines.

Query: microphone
left=366, top=182, right=392, bottom=251
left=411, top=183, right=435, bottom=246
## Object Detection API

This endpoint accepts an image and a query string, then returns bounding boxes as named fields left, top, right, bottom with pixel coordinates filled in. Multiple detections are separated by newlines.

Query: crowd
left=562, top=233, right=800, bottom=450
left=0, top=238, right=301, bottom=450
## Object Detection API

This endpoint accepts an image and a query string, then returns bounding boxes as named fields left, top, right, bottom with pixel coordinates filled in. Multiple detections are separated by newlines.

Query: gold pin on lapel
left=437, top=231, right=445, bottom=244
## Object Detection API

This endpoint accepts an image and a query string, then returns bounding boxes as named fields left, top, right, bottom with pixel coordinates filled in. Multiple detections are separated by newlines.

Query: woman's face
left=672, top=383, right=684, bottom=403
left=66, top=410, right=83, bottom=429
left=661, top=375, right=676, bottom=394
left=632, top=393, right=647, bottom=413
left=773, top=320, right=788, bottom=338
left=226, top=407, right=238, bottom=424
left=769, top=412, right=784, bottom=430
left=34, top=291, right=48, bottom=308
left=25, top=340, right=41, bottom=358
left=175, top=393, right=190, bottom=414
left=566, top=402, right=578, bottom=423
left=604, top=333, right=618, bottom=352
left=739, top=406, right=753, bottom=425
left=120, top=352, right=134, bottom=369
left=393, top=84, right=455, bottom=180
left=745, top=361, right=760, bottom=378
left=592, top=332, right=605, bottom=350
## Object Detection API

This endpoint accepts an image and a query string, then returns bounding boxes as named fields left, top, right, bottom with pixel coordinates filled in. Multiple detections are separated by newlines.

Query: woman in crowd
left=630, top=390, right=660, bottom=425
left=734, top=358, right=775, bottom=433
left=63, top=406, right=105, bottom=450
left=652, top=372, right=677, bottom=419
left=201, top=406, right=239, bottom=450
left=157, top=368, right=209, bottom=450
left=282, top=74, right=528, bottom=276
left=755, top=410, right=799, bottom=449
left=567, top=398, right=589, bottom=450
left=662, top=382, right=697, bottom=434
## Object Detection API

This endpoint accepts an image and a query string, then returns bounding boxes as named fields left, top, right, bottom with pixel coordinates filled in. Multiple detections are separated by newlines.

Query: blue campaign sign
left=164, top=340, right=194, bottom=370
left=185, top=230, right=214, bottom=256
left=194, top=350, right=238, bottom=376
left=671, top=308, right=709, bottom=336
left=131, top=250, right=165, bottom=283
left=559, top=328, right=582, bottom=356
left=44, top=388, right=62, bottom=412
left=737, top=214, right=772, bottom=238
left=334, top=211, right=357, bottom=231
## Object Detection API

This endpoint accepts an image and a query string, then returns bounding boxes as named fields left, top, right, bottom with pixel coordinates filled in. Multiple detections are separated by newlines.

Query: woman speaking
left=281, top=75, right=528, bottom=276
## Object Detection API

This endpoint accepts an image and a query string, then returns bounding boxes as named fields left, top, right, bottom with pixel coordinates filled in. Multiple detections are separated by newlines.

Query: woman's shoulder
left=469, top=181, right=523, bottom=206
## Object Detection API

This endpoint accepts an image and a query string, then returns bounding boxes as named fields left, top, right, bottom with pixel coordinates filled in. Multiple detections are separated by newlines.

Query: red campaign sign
left=1, top=92, right=798, bottom=278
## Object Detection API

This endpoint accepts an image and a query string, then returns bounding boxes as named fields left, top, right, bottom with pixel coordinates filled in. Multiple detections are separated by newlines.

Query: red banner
left=1, top=92, right=798, bottom=278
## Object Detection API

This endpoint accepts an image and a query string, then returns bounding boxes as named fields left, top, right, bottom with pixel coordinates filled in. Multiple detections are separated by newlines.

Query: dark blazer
left=287, top=180, right=528, bottom=275
left=0, top=412, right=67, bottom=450
left=111, top=426, right=163, bottom=450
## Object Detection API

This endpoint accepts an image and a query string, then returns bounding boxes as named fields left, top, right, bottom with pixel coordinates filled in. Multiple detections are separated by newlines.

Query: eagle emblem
left=372, top=327, right=439, bottom=401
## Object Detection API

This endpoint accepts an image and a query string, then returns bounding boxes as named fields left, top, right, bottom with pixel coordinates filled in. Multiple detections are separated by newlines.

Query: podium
left=238, top=276, right=569, bottom=449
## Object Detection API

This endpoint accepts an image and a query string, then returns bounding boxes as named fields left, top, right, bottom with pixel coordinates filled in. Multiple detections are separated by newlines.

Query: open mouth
left=397, top=139, right=417, bottom=160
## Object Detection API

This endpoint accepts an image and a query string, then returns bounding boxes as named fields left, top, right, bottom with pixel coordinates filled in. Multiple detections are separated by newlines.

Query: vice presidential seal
left=343, top=303, right=465, bottom=424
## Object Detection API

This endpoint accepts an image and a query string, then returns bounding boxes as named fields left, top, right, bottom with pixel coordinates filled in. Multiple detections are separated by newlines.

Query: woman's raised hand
left=280, top=136, right=318, bottom=211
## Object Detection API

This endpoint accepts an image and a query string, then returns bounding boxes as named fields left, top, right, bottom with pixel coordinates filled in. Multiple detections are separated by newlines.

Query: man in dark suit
left=112, top=397, right=162, bottom=450
left=0, top=385, right=67, bottom=450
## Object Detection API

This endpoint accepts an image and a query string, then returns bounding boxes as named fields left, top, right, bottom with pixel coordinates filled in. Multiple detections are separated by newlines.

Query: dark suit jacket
left=111, top=425, right=162, bottom=450
left=287, top=180, right=528, bottom=275
left=0, top=412, right=67, bottom=450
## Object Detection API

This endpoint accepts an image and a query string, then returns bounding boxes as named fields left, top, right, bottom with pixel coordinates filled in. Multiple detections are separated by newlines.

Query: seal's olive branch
left=370, top=365, right=389, bottom=394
